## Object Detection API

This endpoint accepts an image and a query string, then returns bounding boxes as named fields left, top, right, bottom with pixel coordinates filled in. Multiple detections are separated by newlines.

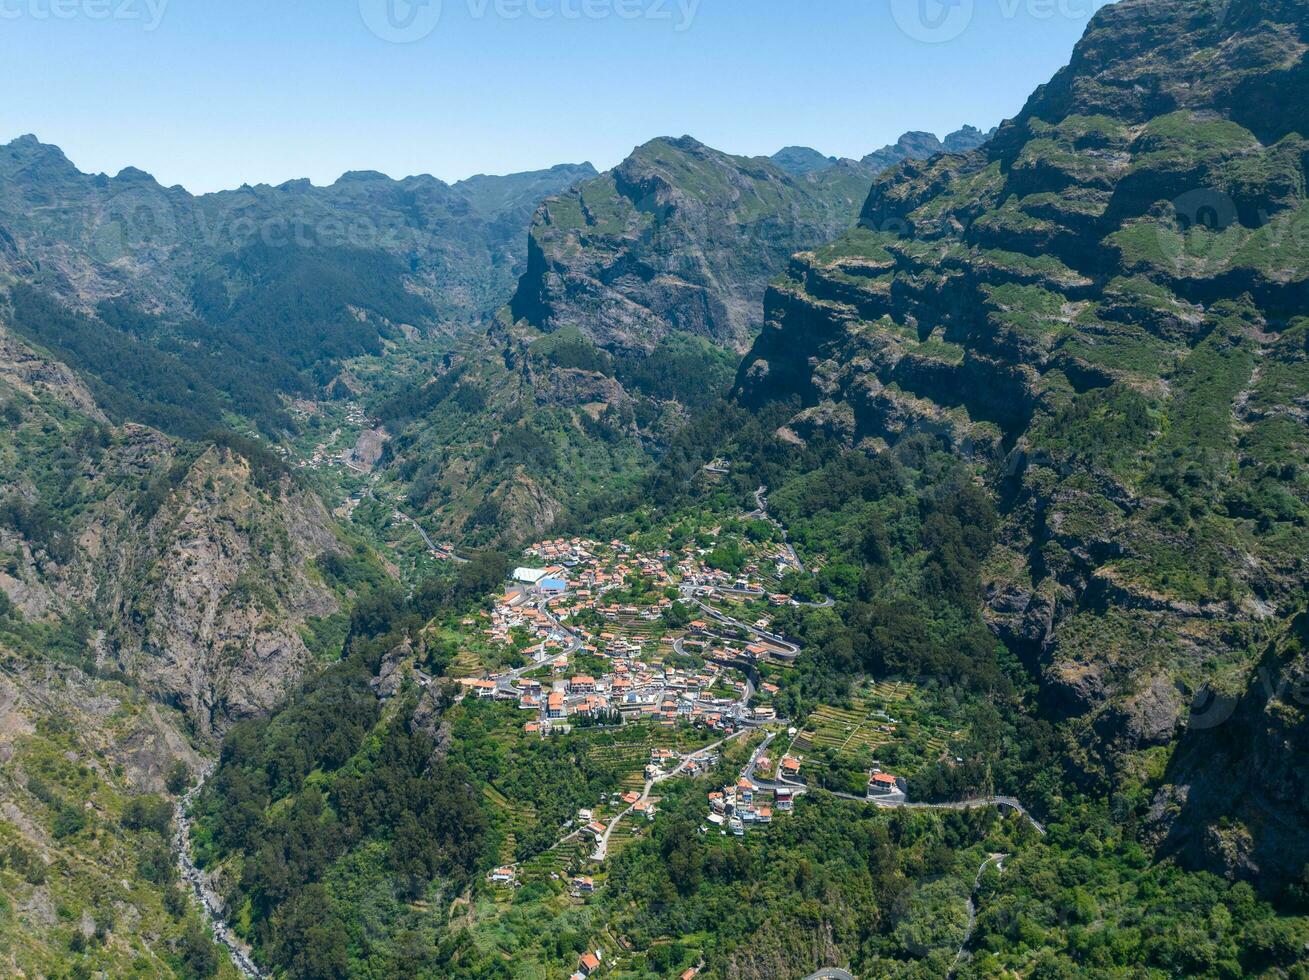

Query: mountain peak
left=771, top=146, right=840, bottom=175
left=1, top=134, right=79, bottom=178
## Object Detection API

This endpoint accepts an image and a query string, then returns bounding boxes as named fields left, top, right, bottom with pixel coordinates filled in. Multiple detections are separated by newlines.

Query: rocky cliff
left=859, top=124, right=994, bottom=173
left=509, top=136, right=886, bottom=352
left=0, top=320, right=353, bottom=737
left=734, top=0, right=1309, bottom=867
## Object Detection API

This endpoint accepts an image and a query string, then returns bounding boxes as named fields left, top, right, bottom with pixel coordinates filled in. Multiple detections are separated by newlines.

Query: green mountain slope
left=0, top=139, right=595, bottom=438
left=735, top=0, right=1309, bottom=881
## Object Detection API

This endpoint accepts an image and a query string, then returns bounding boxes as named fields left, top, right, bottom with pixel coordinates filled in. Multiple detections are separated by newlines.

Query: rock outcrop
left=0, top=325, right=351, bottom=736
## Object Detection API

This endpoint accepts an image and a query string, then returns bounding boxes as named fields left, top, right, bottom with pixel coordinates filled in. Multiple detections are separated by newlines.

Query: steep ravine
left=176, top=764, right=264, bottom=979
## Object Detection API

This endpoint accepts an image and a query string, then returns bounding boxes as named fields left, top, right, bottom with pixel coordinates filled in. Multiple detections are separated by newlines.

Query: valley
left=2, top=0, right=1309, bottom=976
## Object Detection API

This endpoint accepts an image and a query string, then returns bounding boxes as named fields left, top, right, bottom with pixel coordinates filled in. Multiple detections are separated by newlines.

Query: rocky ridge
left=510, top=131, right=991, bottom=354
left=0, top=135, right=595, bottom=324
left=0, top=320, right=353, bottom=736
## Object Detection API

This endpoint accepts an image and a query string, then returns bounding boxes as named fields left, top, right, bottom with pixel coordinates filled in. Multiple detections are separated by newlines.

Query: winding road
left=857, top=794, right=1046, bottom=836
left=592, top=730, right=748, bottom=860
left=393, top=507, right=468, bottom=563
left=493, top=592, right=585, bottom=696
left=949, top=853, right=1007, bottom=978
left=678, top=586, right=802, bottom=659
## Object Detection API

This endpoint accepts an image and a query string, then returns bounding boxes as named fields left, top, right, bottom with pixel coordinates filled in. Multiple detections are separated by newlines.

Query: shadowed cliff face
left=1147, top=611, right=1309, bottom=894
left=734, top=0, right=1309, bottom=879
left=510, top=134, right=993, bottom=355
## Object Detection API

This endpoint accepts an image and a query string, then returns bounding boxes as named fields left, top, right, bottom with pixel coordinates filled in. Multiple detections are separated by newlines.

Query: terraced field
left=791, top=680, right=963, bottom=780
left=483, top=784, right=538, bottom=865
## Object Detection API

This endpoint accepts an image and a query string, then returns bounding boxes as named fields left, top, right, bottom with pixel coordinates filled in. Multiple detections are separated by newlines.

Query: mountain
left=0, top=136, right=595, bottom=324
left=859, top=124, right=994, bottom=172
left=771, top=145, right=842, bottom=175
left=509, top=135, right=883, bottom=353
left=0, top=138, right=596, bottom=443
left=385, top=131, right=967, bottom=547
left=736, top=0, right=1309, bottom=884
left=0, top=318, right=366, bottom=737
left=510, top=130, right=994, bottom=355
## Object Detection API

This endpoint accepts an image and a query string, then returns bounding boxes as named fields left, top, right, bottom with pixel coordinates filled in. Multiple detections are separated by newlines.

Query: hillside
left=0, top=139, right=594, bottom=441
left=0, top=317, right=370, bottom=737
left=735, top=0, right=1309, bottom=882
left=0, top=136, right=594, bottom=323
left=509, top=133, right=991, bottom=353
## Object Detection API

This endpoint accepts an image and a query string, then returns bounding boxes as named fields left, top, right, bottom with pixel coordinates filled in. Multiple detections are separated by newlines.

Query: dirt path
left=949, top=853, right=1007, bottom=978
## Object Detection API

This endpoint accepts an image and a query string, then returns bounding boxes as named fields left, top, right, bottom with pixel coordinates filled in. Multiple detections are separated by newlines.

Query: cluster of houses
left=706, top=776, right=792, bottom=836
left=450, top=535, right=803, bottom=734
left=506, top=660, right=754, bottom=734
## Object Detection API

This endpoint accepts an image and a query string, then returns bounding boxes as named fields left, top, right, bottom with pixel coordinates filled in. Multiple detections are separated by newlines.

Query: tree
left=166, top=760, right=193, bottom=796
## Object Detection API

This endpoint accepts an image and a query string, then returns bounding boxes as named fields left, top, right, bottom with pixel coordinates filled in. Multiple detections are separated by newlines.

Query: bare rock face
left=724, top=917, right=844, bottom=980
left=98, top=447, right=343, bottom=736
left=1, top=331, right=349, bottom=738
left=1148, top=611, right=1309, bottom=892
left=511, top=136, right=881, bottom=354
left=534, top=367, right=631, bottom=409
left=487, top=473, right=564, bottom=546
left=0, top=322, right=105, bottom=421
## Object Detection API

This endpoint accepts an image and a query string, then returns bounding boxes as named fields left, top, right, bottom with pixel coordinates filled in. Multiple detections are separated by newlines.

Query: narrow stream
left=173, top=764, right=265, bottom=979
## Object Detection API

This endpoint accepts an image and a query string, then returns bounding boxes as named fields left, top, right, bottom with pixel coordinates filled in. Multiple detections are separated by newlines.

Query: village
left=456, top=531, right=915, bottom=904
left=454, top=533, right=803, bottom=735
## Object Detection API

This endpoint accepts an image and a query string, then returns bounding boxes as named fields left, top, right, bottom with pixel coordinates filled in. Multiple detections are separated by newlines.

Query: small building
left=490, top=866, right=516, bottom=884
left=868, top=772, right=903, bottom=797
left=547, top=692, right=567, bottom=719
left=573, top=875, right=595, bottom=894
left=459, top=678, right=497, bottom=699
left=578, top=951, right=601, bottom=976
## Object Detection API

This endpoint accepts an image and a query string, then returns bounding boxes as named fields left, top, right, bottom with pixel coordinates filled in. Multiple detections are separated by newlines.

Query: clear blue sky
left=0, top=0, right=1112, bottom=193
